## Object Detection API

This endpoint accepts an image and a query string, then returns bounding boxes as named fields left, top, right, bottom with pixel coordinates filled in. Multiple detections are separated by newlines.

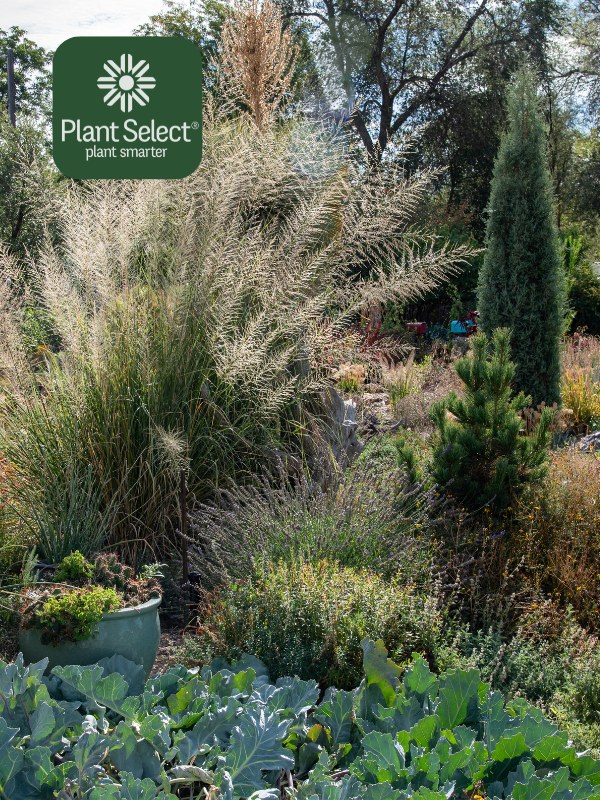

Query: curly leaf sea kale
left=1, top=642, right=600, bottom=799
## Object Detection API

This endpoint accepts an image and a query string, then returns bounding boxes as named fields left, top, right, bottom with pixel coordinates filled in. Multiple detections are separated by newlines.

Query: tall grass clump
left=0, top=102, right=470, bottom=563
left=514, top=447, right=600, bottom=630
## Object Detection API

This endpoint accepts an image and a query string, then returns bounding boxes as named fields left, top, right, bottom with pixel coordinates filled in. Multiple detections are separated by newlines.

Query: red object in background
left=464, top=310, right=479, bottom=336
left=406, top=321, right=428, bottom=335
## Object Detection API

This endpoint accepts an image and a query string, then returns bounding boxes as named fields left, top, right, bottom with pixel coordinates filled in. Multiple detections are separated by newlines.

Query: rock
left=362, top=392, right=389, bottom=410
left=578, top=432, right=600, bottom=452
left=324, top=385, right=363, bottom=464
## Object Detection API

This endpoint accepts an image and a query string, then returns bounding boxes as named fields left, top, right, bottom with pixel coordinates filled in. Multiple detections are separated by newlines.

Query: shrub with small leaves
left=436, top=606, right=600, bottom=756
left=191, top=559, right=442, bottom=689
left=19, top=551, right=162, bottom=646
left=513, top=448, right=600, bottom=630
left=568, top=648, right=600, bottom=727
left=54, top=550, right=94, bottom=584
left=26, top=586, right=120, bottom=645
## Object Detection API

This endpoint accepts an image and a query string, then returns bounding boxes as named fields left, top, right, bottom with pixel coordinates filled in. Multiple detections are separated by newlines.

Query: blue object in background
left=450, top=319, right=476, bottom=335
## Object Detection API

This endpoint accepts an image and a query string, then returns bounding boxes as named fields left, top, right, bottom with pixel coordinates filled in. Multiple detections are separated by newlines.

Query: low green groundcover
left=1, top=640, right=599, bottom=799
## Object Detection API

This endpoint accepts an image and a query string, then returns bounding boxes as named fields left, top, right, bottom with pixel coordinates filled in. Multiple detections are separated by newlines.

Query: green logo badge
left=53, top=37, right=202, bottom=179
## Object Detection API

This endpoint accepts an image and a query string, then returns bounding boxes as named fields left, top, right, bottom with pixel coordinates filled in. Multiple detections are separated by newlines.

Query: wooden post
left=179, top=468, right=192, bottom=625
left=7, top=48, right=16, bottom=126
left=180, top=468, right=189, bottom=585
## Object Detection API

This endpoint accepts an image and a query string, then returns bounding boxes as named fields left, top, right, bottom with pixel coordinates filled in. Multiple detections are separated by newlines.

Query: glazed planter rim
left=100, top=594, right=161, bottom=620
left=20, top=593, right=162, bottom=628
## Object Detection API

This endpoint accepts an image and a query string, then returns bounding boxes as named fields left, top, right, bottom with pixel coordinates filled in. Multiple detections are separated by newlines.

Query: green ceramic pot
left=19, top=595, right=161, bottom=675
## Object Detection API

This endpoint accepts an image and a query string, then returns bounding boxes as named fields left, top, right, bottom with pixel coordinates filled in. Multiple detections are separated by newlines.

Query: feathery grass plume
left=190, top=107, right=472, bottom=311
left=0, top=106, right=472, bottom=562
left=220, top=0, right=297, bottom=130
left=0, top=246, right=27, bottom=380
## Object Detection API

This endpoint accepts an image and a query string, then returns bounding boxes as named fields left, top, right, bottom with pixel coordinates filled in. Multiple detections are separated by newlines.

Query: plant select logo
left=53, top=37, right=202, bottom=179
left=97, top=54, right=156, bottom=113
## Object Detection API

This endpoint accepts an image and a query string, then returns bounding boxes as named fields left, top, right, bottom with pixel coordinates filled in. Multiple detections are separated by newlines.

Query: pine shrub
left=430, top=328, right=552, bottom=508
left=477, top=68, right=563, bottom=405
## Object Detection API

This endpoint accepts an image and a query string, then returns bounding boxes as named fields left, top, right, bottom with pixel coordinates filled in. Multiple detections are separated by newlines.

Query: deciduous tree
left=285, top=0, right=562, bottom=160
left=0, top=27, right=50, bottom=119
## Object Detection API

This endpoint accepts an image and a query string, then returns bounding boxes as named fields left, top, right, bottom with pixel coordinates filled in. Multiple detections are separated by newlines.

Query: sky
left=1, top=0, right=166, bottom=51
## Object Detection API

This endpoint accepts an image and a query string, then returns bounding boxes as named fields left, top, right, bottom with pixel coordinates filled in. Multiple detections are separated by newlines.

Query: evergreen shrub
left=430, top=328, right=552, bottom=508
left=478, top=68, right=563, bottom=405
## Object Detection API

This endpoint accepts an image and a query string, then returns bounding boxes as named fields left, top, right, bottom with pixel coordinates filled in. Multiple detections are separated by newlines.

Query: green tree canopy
left=0, top=112, right=60, bottom=262
left=134, top=0, right=227, bottom=71
left=567, top=0, right=600, bottom=124
left=0, top=27, right=50, bottom=119
left=282, top=0, right=563, bottom=160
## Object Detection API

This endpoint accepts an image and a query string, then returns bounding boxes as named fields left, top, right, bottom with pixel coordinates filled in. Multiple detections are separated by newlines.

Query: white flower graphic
left=97, top=54, right=156, bottom=113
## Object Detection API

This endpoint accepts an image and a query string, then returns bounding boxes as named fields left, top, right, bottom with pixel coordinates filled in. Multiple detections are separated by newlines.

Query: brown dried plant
left=221, top=0, right=297, bottom=130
